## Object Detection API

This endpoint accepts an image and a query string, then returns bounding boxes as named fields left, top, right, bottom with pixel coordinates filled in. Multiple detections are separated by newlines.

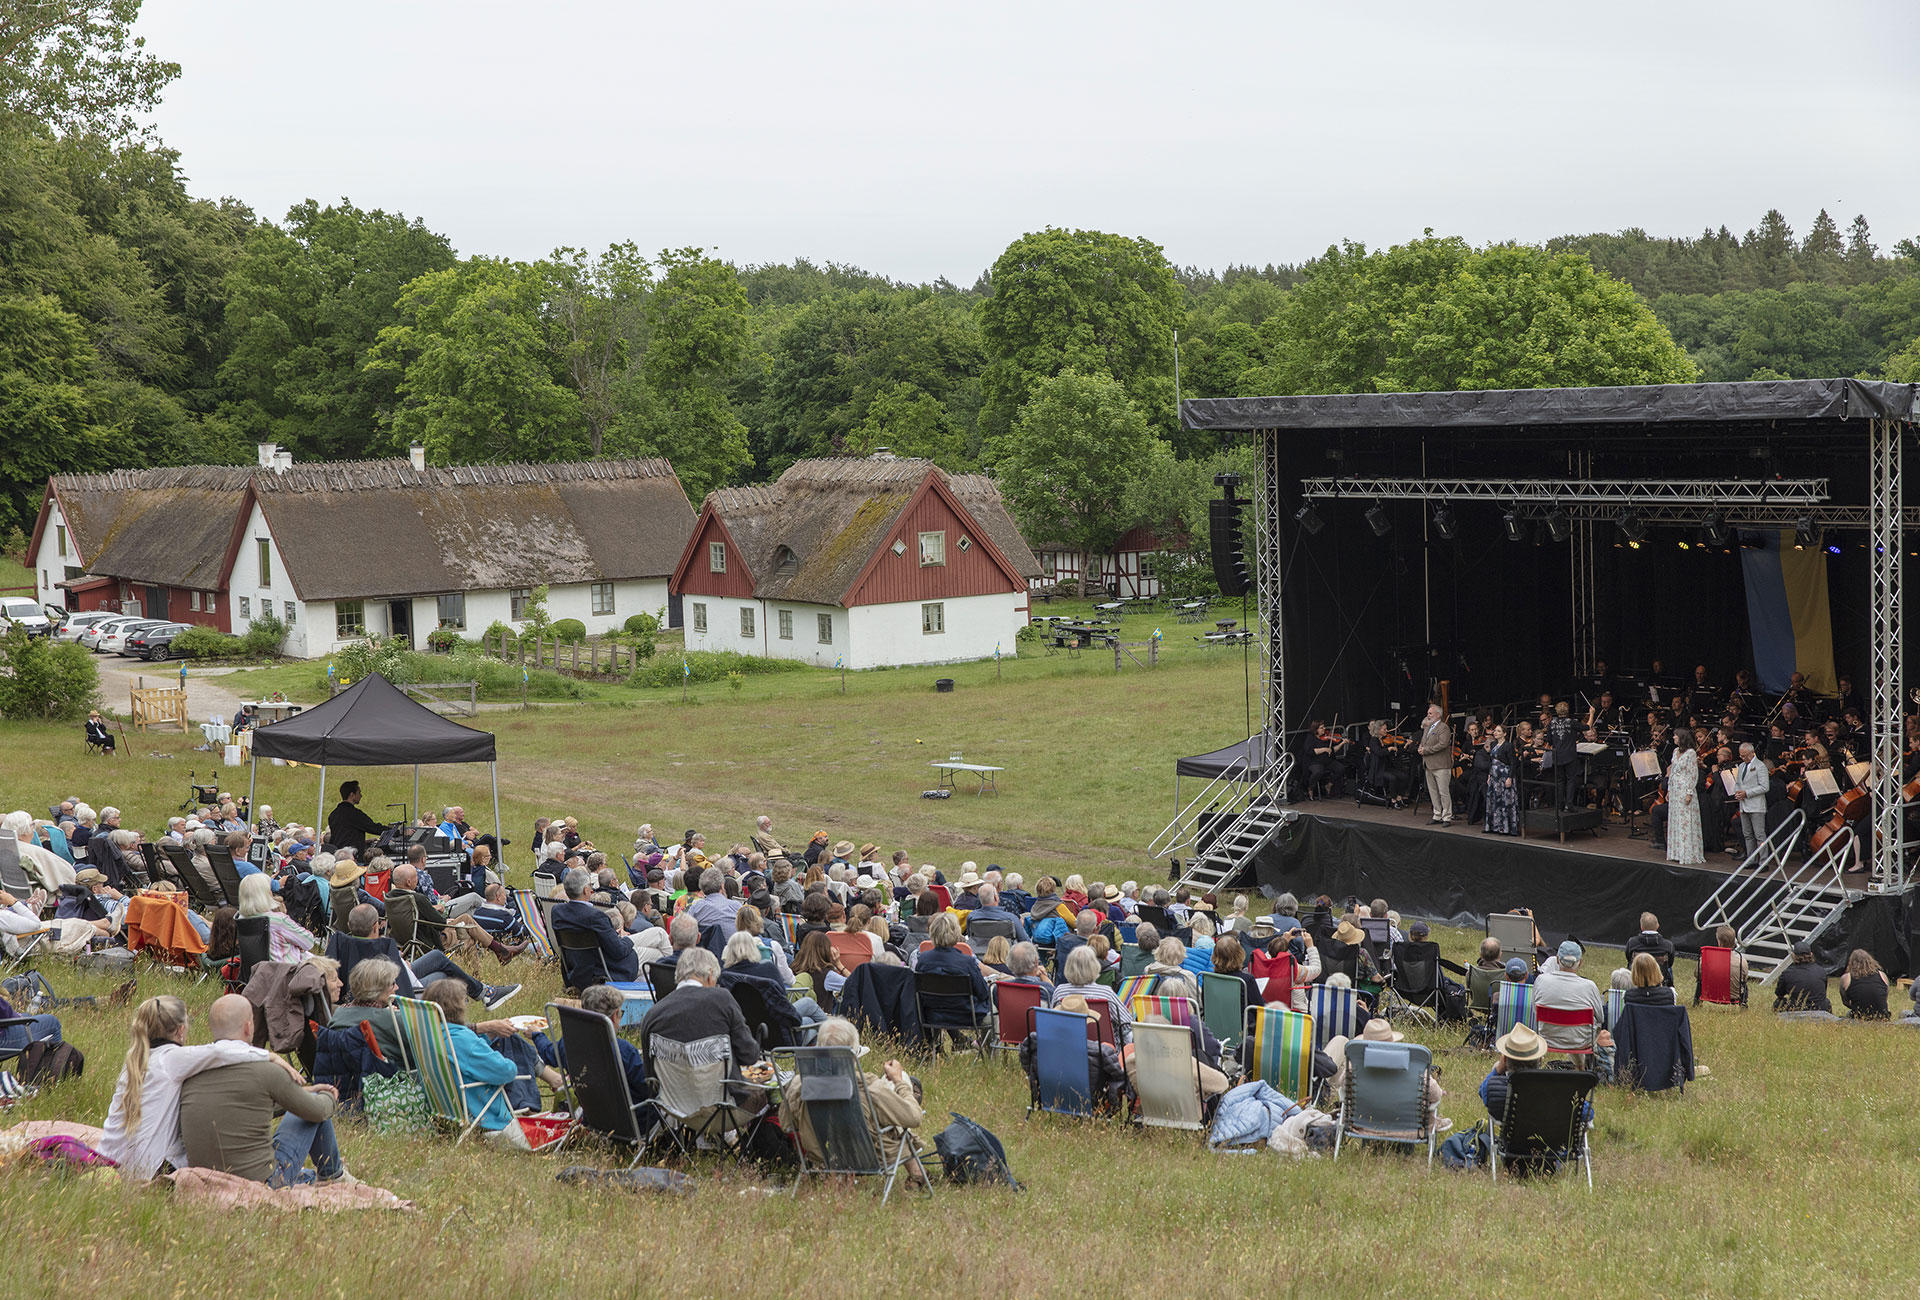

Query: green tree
left=1746, top=209, right=1798, bottom=290
left=0, top=292, right=106, bottom=529
left=0, top=624, right=98, bottom=720
left=0, top=0, right=178, bottom=140
left=1844, top=214, right=1878, bottom=284
left=364, top=259, right=585, bottom=464
left=637, top=247, right=751, bottom=496
left=977, top=228, right=1184, bottom=450
left=220, top=200, right=456, bottom=462
left=542, top=242, right=651, bottom=456
left=1800, top=208, right=1844, bottom=283
left=996, top=369, right=1165, bottom=588
left=1885, top=334, right=1920, bottom=384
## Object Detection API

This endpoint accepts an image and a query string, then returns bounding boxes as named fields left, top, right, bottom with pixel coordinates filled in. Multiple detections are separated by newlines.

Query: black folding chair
left=645, top=959, right=679, bottom=1002
left=912, top=971, right=990, bottom=1058
left=1387, top=940, right=1446, bottom=1027
left=967, top=918, right=1016, bottom=948
left=206, top=846, right=246, bottom=909
left=786, top=1045, right=932, bottom=1204
left=234, top=914, right=272, bottom=989
left=551, top=1002, right=654, bottom=1165
left=556, top=926, right=613, bottom=990
left=1492, top=1068, right=1598, bottom=1189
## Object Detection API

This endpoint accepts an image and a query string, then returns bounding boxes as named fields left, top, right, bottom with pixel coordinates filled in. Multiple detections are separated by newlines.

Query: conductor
left=327, top=780, right=385, bottom=857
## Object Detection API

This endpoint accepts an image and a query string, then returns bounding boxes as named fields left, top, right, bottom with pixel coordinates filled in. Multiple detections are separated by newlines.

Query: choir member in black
left=1700, top=743, right=1735, bottom=856
left=1465, top=720, right=1494, bottom=825
left=1779, top=671, right=1811, bottom=711
left=1546, top=701, right=1580, bottom=811
left=1365, top=721, right=1413, bottom=809
left=1591, top=658, right=1616, bottom=697
left=1727, top=669, right=1758, bottom=717
left=1762, top=721, right=1791, bottom=763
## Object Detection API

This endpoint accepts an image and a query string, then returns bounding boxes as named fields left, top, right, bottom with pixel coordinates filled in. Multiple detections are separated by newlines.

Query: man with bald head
left=177, top=995, right=347, bottom=1185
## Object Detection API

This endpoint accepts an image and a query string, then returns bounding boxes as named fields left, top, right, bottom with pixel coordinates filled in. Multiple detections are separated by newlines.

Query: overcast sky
left=136, top=0, right=1918, bottom=283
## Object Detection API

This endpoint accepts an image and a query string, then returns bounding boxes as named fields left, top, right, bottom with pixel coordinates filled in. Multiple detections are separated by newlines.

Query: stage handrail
left=1692, top=811, right=1805, bottom=937
left=1152, top=750, right=1252, bottom=860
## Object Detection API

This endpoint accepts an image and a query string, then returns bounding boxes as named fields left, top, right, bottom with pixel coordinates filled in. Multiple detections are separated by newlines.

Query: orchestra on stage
left=1297, top=662, right=1915, bottom=870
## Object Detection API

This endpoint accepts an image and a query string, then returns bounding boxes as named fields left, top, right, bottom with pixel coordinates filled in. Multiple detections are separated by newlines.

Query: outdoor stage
left=1251, top=800, right=1915, bottom=972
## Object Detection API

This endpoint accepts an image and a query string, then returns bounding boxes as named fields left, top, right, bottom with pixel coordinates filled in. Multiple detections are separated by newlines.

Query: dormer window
left=774, top=545, right=798, bottom=577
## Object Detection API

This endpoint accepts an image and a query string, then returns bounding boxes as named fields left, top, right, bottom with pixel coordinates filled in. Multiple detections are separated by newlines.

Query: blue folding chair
left=1333, top=1038, right=1438, bottom=1168
left=1027, top=1006, right=1097, bottom=1118
left=1495, top=981, right=1537, bottom=1038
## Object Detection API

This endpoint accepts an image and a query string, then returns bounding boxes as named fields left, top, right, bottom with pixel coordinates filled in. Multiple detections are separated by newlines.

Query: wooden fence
left=129, top=683, right=189, bottom=731
left=488, top=629, right=643, bottom=678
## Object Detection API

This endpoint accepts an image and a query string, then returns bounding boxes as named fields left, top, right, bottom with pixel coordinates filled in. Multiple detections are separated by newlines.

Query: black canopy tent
left=246, top=673, right=500, bottom=853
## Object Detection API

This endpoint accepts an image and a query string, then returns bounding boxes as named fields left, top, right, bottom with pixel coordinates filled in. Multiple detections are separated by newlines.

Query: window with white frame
left=691, top=602, right=707, bottom=634
left=709, top=541, right=726, bottom=573
left=257, top=538, right=272, bottom=587
left=817, top=613, right=833, bottom=644
left=921, top=602, right=945, bottom=635
left=239, top=597, right=251, bottom=619
left=918, top=530, right=946, bottom=567
left=205, top=592, right=216, bottom=613
left=591, top=582, right=615, bottom=615
left=740, top=606, right=755, bottom=637
left=189, top=590, right=201, bottom=611
left=56, top=525, right=65, bottom=558
left=284, top=601, right=296, bottom=624
left=437, top=593, right=466, bottom=629
left=510, top=588, right=532, bottom=621
left=777, top=609, right=793, bottom=640
left=336, top=600, right=365, bottom=638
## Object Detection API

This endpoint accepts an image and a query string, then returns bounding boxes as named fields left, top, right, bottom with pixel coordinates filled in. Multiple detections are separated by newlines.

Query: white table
left=931, top=760, right=1003, bottom=795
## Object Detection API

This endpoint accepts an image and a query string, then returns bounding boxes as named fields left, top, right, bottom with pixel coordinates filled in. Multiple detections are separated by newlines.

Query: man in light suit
left=1416, top=704, right=1454, bottom=826
left=1732, top=742, right=1771, bottom=857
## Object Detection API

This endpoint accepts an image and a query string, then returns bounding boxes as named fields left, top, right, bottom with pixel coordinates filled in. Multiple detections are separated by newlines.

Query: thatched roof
left=45, top=458, right=695, bottom=601
left=697, top=457, right=1041, bottom=606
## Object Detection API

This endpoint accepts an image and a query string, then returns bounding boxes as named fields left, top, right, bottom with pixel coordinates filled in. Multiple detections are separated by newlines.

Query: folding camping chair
left=1026, top=1005, right=1099, bottom=1119
left=776, top=913, right=800, bottom=947
left=1494, top=980, right=1536, bottom=1038
left=645, top=960, right=680, bottom=1003
left=205, top=846, right=246, bottom=908
left=0, top=841, right=54, bottom=970
left=162, top=844, right=225, bottom=914
left=913, top=971, right=990, bottom=1058
left=1695, top=945, right=1747, bottom=1007
left=390, top=995, right=533, bottom=1145
left=1387, top=941, right=1445, bottom=1028
left=511, top=889, right=557, bottom=962
left=38, top=823, right=73, bottom=864
left=638, top=1028, right=773, bottom=1160
left=1534, top=1004, right=1597, bottom=1059
left=1129, top=993, right=1198, bottom=1031
left=786, top=1044, right=933, bottom=1204
left=967, top=917, right=1016, bottom=949
left=1306, top=983, right=1357, bottom=1055
left=556, top=927, right=614, bottom=991
left=234, top=915, right=271, bottom=990
left=1114, top=973, right=1160, bottom=1008
left=1129, top=1020, right=1205, bottom=1130
left=827, top=932, right=874, bottom=970
left=1491, top=1068, right=1597, bottom=1188
left=1463, top=962, right=1500, bottom=1046
left=1200, top=971, right=1247, bottom=1054
left=1242, top=1004, right=1315, bottom=1102
left=1486, top=912, right=1539, bottom=962
left=551, top=1002, right=653, bottom=1166
left=1601, top=986, right=1626, bottom=1032
left=992, top=981, right=1047, bottom=1058
left=1333, top=1038, right=1438, bottom=1168
left=1249, top=948, right=1296, bottom=1007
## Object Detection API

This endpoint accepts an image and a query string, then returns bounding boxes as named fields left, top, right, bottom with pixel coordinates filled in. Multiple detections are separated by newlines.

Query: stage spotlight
left=1545, top=506, right=1570, bottom=543
left=1826, top=543, right=1842, bottom=555
left=1794, top=516, right=1818, bottom=549
left=1616, top=511, right=1647, bottom=545
left=1292, top=503, right=1324, bottom=536
left=1502, top=510, right=1526, bottom=543
left=1703, top=514, right=1728, bottom=548
left=1365, top=501, right=1391, bottom=537
left=1432, top=502, right=1457, bottom=541
left=1677, top=538, right=1691, bottom=551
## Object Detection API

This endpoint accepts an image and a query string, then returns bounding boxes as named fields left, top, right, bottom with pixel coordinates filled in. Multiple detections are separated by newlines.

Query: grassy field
left=5, top=654, right=1920, bottom=1296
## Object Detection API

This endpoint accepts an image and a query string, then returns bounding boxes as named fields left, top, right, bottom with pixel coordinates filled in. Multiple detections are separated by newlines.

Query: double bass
left=1808, top=747, right=1870, bottom=853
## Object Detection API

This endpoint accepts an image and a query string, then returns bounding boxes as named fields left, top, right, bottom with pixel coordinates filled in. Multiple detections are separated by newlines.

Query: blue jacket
left=551, top=899, right=640, bottom=984
left=313, top=1020, right=399, bottom=1105
left=446, top=1021, right=520, bottom=1130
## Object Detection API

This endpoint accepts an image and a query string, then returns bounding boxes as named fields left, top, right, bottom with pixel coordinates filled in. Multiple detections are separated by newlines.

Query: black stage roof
left=1182, top=378, right=1915, bottom=435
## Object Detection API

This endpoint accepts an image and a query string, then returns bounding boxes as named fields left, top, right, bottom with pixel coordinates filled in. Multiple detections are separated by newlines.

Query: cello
left=1808, top=747, right=1871, bottom=853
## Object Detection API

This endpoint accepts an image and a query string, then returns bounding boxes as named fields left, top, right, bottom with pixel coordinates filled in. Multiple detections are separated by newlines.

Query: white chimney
left=272, top=449, right=293, bottom=473
left=256, top=442, right=278, bottom=469
left=408, top=442, right=426, bottom=472
left=871, top=447, right=895, bottom=461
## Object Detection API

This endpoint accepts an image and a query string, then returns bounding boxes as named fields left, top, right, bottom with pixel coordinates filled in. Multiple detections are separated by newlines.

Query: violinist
left=1762, top=721, right=1790, bottom=763
left=1465, top=719, right=1494, bottom=825
left=1303, top=720, right=1350, bottom=799
left=1835, top=674, right=1862, bottom=720
left=1702, top=744, right=1736, bottom=856
left=1365, top=720, right=1413, bottom=810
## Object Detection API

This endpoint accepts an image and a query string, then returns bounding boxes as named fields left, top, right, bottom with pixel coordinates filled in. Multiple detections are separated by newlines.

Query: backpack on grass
left=932, top=1112, right=1019, bottom=1189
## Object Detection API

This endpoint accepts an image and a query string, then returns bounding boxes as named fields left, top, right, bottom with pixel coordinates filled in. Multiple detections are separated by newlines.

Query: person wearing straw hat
left=1480, top=1023, right=1547, bottom=1118
left=327, top=855, right=368, bottom=934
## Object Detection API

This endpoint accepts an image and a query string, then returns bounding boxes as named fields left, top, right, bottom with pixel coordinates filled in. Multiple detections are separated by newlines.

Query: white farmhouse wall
left=229, top=504, right=308, bottom=656
left=32, top=500, right=70, bottom=604
left=760, top=600, right=845, bottom=666
left=680, top=594, right=766, bottom=657
left=846, top=592, right=1021, bottom=669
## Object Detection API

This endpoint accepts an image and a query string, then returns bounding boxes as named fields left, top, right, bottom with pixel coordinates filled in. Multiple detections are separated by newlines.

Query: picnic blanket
left=168, top=1166, right=415, bottom=1212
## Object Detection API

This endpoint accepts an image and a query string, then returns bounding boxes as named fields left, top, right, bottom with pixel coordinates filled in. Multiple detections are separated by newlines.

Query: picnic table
left=931, top=759, right=1003, bottom=795
left=1176, top=601, right=1210, bottom=623
left=1093, top=601, right=1124, bottom=615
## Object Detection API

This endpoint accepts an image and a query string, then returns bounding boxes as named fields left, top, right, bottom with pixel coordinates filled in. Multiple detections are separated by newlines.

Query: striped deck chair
left=390, top=996, right=526, bottom=1145
left=1129, top=994, right=1197, bottom=1030
left=1306, top=983, right=1357, bottom=1055
left=1494, top=980, right=1537, bottom=1038
left=1601, top=987, right=1626, bottom=1031
left=511, top=890, right=556, bottom=961
left=1114, top=974, right=1160, bottom=1008
left=1243, top=1004, right=1314, bottom=1101
left=777, top=913, right=800, bottom=947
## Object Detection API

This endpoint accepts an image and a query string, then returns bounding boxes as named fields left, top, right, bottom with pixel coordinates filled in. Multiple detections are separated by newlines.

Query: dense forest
left=2, top=2, right=1917, bottom=583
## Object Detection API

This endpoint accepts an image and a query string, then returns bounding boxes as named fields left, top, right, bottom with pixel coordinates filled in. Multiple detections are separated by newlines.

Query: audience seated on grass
left=1050, top=945, right=1129, bottom=1035
left=1839, top=949, right=1891, bottom=1020
left=1624, top=954, right=1675, bottom=1006
left=1532, top=941, right=1603, bottom=1053
left=778, top=1015, right=927, bottom=1184
left=95, top=996, right=278, bottom=1179
left=418, top=980, right=560, bottom=1150
left=1773, top=940, right=1835, bottom=1017
left=177, top=993, right=347, bottom=1186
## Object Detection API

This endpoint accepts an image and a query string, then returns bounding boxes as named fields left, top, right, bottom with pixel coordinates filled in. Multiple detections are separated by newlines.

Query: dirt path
left=94, top=658, right=249, bottom=725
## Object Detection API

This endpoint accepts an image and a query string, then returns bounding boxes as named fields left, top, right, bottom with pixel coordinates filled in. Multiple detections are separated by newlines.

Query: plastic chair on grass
left=787, top=1044, right=932, bottom=1204
left=1695, top=945, right=1745, bottom=1007
left=992, top=981, right=1047, bottom=1057
left=1534, top=1004, right=1596, bottom=1059
left=913, top=971, right=989, bottom=1058
left=828, top=932, right=874, bottom=970
left=1130, top=1020, right=1204, bottom=1131
left=640, top=1030, right=773, bottom=1160
left=1200, top=971, right=1247, bottom=1053
left=1332, top=1038, right=1437, bottom=1168
left=1250, top=949, right=1296, bottom=1007
left=390, top=995, right=531, bottom=1145
left=1491, top=1068, right=1597, bottom=1188
left=1243, top=1004, right=1314, bottom=1102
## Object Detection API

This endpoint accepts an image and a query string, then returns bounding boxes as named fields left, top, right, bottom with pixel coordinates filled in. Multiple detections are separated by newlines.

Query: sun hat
left=1359, top=1018, right=1405, bottom=1043
left=328, top=858, right=368, bottom=888
left=1494, top=1023, right=1547, bottom=1062
left=1334, top=920, right=1365, bottom=945
left=956, top=868, right=984, bottom=889
left=74, top=868, right=107, bottom=887
left=833, top=840, right=856, bottom=859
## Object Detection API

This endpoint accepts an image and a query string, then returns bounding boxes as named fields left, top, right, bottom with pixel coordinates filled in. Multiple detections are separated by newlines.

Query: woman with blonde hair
left=1624, top=953, right=1676, bottom=1006
left=732, top=904, right=794, bottom=984
left=95, top=995, right=282, bottom=1179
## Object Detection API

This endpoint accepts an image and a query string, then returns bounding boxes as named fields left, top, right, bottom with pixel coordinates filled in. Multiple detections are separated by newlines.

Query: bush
left=0, top=626, right=98, bottom=721
left=627, top=650, right=809, bottom=689
left=619, top=610, right=660, bottom=662
left=550, top=618, right=587, bottom=644
left=238, top=611, right=288, bottom=657
left=425, top=627, right=463, bottom=654
left=481, top=620, right=517, bottom=651
left=320, top=638, right=586, bottom=700
left=172, top=625, right=243, bottom=659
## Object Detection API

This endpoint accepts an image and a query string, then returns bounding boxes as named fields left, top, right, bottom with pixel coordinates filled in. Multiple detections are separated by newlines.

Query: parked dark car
left=125, top=622, right=192, bottom=660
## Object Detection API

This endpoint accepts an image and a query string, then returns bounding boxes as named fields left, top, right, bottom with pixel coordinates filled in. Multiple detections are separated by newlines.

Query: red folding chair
left=1533, top=1004, right=1597, bottom=1058
left=1695, top=945, right=1745, bottom=1007
left=993, top=981, right=1047, bottom=1055
left=917, top=939, right=973, bottom=957
left=1085, top=1000, right=1121, bottom=1055
left=929, top=884, right=952, bottom=910
left=1250, top=949, right=1296, bottom=1007
left=827, top=931, right=874, bottom=970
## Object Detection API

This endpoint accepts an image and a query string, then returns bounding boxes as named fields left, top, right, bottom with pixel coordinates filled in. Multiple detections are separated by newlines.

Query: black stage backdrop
left=1255, top=813, right=1914, bottom=975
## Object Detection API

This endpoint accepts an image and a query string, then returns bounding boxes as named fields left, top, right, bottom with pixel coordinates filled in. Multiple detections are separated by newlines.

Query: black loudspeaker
left=1209, top=498, right=1251, bottom=596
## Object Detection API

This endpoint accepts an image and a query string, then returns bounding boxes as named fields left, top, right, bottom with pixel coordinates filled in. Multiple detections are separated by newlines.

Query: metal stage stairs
left=1693, top=812, right=1855, bottom=983
left=1165, top=755, right=1296, bottom=895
